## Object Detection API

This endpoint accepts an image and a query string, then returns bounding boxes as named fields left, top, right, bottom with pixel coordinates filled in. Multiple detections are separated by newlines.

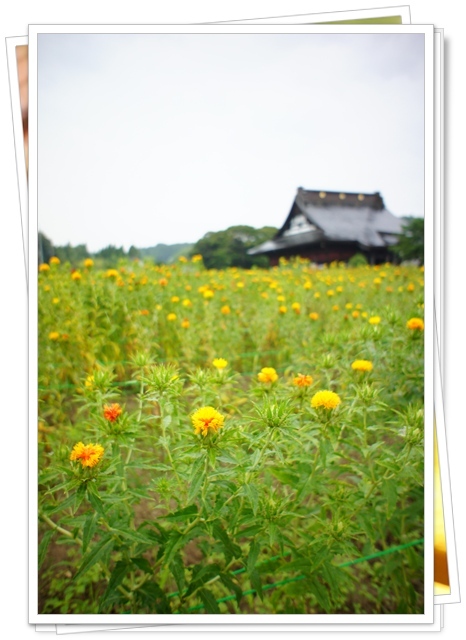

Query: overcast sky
left=38, top=33, right=425, bottom=252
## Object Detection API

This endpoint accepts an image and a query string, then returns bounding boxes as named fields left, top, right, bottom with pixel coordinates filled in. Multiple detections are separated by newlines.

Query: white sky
left=38, top=33, right=425, bottom=252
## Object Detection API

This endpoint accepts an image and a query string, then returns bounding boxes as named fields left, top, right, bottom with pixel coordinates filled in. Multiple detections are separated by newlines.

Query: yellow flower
left=181, top=319, right=190, bottom=329
left=203, top=290, right=214, bottom=299
left=291, top=302, right=301, bottom=313
left=213, top=358, right=228, bottom=370
left=277, top=295, right=286, bottom=302
left=39, top=263, right=50, bottom=272
left=407, top=283, right=415, bottom=292
left=70, top=442, right=104, bottom=468
left=351, top=360, right=373, bottom=372
left=336, top=286, right=343, bottom=293
left=167, top=313, right=177, bottom=322
left=71, top=271, right=82, bottom=280
left=279, top=305, right=287, bottom=314
left=159, top=278, right=168, bottom=287
left=406, top=317, right=424, bottom=331
left=52, top=297, right=60, bottom=305
left=191, top=406, right=225, bottom=437
left=369, top=316, right=381, bottom=325
left=171, top=296, right=180, bottom=303
left=361, top=311, right=368, bottom=318
left=221, top=305, right=231, bottom=315
left=182, top=299, right=192, bottom=307
left=178, top=255, right=188, bottom=263
left=332, top=305, right=339, bottom=311
left=352, top=310, right=360, bottom=318
left=314, top=292, right=321, bottom=299
left=48, top=331, right=60, bottom=341
left=386, top=286, right=393, bottom=293
left=345, top=303, right=353, bottom=310
left=192, top=254, right=203, bottom=263
left=303, top=281, right=312, bottom=289
left=85, top=375, right=94, bottom=389
left=311, top=390, right=341, bottom=410
left=258, top=367, right=278, bottom=383
left=84, top=258, right=94, bottom=268
left=50, top=256, right=60, bottom=265
left=106, top=269, right=119, bottom=278
left=309, top=312, right=319, bottom=321
left=327, top=289, right=335, bottom=297
left=293, top=374, right=313, bottom=387
left=373, top=277, right=382, bottom=285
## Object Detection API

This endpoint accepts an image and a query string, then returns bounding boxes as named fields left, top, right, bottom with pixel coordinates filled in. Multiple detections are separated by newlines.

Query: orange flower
left=406, top=317, right=424, bottom=331
left=70, top=442, right=104, bottom=468
left=103, top=403, right=122, bottom=422
left=293, top=374, right=313, bottom=387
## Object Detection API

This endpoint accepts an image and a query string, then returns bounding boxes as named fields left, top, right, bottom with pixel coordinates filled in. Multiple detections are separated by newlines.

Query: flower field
left=38, top=257, right=425, bottom=614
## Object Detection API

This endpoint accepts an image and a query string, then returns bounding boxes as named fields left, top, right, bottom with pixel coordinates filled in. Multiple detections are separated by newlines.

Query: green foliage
left=392, top=217, right=424, bottom=264
left=190, top=225, right=278, bottom=269
left=348, top=253, right=368, bottom=267
left=38, top=259, right=425, bottom=615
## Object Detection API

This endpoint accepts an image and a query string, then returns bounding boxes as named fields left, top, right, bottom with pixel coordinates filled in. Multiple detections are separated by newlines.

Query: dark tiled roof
left=248, top=188, right=403, bottom=255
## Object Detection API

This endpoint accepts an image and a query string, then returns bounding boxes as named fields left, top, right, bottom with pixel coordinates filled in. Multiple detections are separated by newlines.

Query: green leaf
left=110, top=527, right=154, bottom=545
left=247, top=539, right=260, bottom=574
left=169, top=554, right=185, bottom=593
left=187, top=462, right=205, bottom=503
left=211, top=520, right=242, bottom=563
left=162, top=414, right=172, bottom=429
left=38, top=530, right=54, bottom=569
left=131, top=557, right=153, bottom=574
left=82, top=511, right=99, bottom=553
left=74, top=536, right=114, bottom=581
left=100, top=561, right=129, bottom=610
left=87, top=482, right=105, bottom=516
left=74, top=483, right=87, bottom=513
left=219, top=572, right=242, bottom=606
left=199, top=587, right=220, bottom=613
left=249, top=568, right=263, bottom=601
left=165, top=505, right=198, bottom=521
left=244, top=484, right=259, bottom=515
left=45, top=493, right=77, bottom=516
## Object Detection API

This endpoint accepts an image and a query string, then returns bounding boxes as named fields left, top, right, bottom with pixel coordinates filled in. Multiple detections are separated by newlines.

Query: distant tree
left=191, top=225, right=278, bottom=270
left=95, top=245, right=126, bottom=261
left=55, top=243, right=90, bottom=265
left=38, top=232, right=55, bottom=264
left=392, top=217, right=424, bottom=264
left=128, top=245, right=141, bottom=260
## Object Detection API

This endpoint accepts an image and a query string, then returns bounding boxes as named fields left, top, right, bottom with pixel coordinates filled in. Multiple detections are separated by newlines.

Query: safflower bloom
left=50, top=256, right=60, bottom=265
left=279, top=305, right=287, bottom=314
left=48, top=331, right=60, bottom=341
left=171, top=296, right=180, bottom=303
left=351, top=360, right=373, bottom=372
left=369, top=316, right=381, bottom=325
left=106, top=269, right=119, bottom=278
left=84, top=258, right=94, bottom=268
left=167, top=313, right=177, bottom=321
left=181, top=318, right=190, bottom=329
left=182, top=299, right=192, bottom=307
left=311, top=390, right=341, bottom=410
left=103, top=403, right=122, bottom=422
left=203, top=290, right=214, bottom=299
left=39, top=263, right=50, bottom=272
left=407, top=317, right=424, bottom=331
left=192, top=254, right=203, bottom=263
left=291, top=302, right=301, bottom=313
left=71, top=271, right=82, bottom=281
left=52, top=297, right=60, bottom=305
left=139, top=309, right=150, bottom=316
left=221, top=305, right=231, bottom=314
left=84, top=375, right=94, bottom=389
left=293, top=374, right=313, bottom=387
left=258, top=367, right=278, bottom=383
left=352, top=310, right=360, bottom=318
left=309, top=312, right=319, bottom=321
left=191, top=406, right=225, bottom=437
left=212, top=358, right=228, bottom=369
left=70, top=442, right=104, bottom=468
left=159, top=278, right=168, bottom=286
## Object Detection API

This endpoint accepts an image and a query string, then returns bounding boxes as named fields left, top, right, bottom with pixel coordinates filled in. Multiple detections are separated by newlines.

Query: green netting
left=167, top=538, right=424, bottom=612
